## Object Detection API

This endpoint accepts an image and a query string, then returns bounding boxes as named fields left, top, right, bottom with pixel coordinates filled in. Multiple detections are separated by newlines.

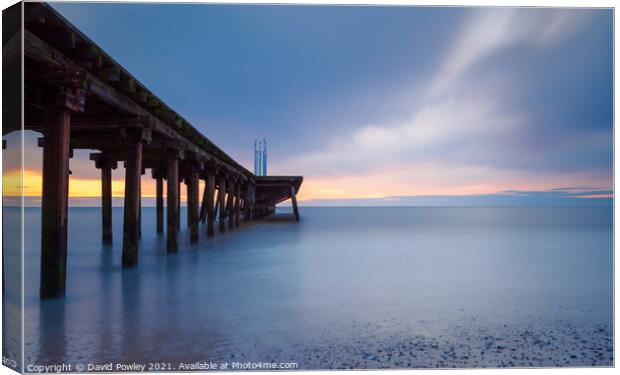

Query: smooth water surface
left=17, top=206, right=613, bottom=369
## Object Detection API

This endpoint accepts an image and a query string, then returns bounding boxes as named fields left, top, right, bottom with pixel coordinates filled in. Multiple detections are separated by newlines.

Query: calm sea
left=3, top=206, right=614, bottom=369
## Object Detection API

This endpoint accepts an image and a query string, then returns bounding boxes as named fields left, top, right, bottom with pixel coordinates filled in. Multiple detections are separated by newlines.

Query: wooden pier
left=2, top=2, right=303, bottom=298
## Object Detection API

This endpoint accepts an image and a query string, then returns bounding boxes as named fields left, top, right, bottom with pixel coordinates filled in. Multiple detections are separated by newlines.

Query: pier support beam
left=248, top=184, right=256, bottom=221
left=91, top=153, right=117, bottom=244
left=101, top=160, right=113, bottom=244
left=199, top=179, right=208, bottom=224
left=138, top=169, right=143, bottom=239
left=177, top=179, right=182, bottom=230
left=40, top=96, right=72, bottom=298
left=227, top=180, right=235, bottom=230
left=122, top=140, right=142, bottom=268
left=214, top=189, right=220, bottom=222
left=188, top=170, right=200, bottom=243
left=218, top=176, right=227, bottom=233
left=234, top=183, right=241, bottom=227
left=206, top=172, right=216, bottom=237
left=167, top=151, right=179, bottom=252
left=290, top=185, right=300, bottom=222
left=243, top=185, right=250, bottom=222
left=185, top=178, right=191, bottom=228
left=155, top=171, right=164, bottom=234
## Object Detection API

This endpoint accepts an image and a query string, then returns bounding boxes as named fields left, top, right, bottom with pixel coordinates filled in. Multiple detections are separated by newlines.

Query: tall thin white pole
left=258, top=140, right=263, bottom=176
left=262, top=139, right=267, bottom=176
left=254, top=140, right=258, bottom=175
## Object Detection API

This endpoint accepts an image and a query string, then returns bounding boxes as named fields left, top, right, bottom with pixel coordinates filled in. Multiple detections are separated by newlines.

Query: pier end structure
left=255, top=176, right=303, bottom=219
left=6, top=2, right=303, bottom=298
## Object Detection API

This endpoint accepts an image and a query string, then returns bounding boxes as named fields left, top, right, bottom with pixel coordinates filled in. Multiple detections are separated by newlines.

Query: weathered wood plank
left=98, top=65, right=120, bottom=82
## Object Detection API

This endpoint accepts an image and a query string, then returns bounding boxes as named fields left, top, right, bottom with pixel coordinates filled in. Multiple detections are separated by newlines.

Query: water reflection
left=37, top=300, right=67, bottom=365
left=120, top=267, right=142, bottom=363
left=22, top=207, right=613, bottom=368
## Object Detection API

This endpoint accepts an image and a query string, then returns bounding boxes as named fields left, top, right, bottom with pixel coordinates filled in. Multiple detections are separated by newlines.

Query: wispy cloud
left=429, top=8, right=591, bottom=96
left=280, top=94, right=524, bottom=176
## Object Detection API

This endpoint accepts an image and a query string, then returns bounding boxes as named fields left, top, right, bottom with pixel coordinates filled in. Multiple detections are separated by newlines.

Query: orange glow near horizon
left=2, top=169, right=188, bottom=200
left=294, top=166, right=613, bottom=201
left=3, top=168, right=612, bottom=202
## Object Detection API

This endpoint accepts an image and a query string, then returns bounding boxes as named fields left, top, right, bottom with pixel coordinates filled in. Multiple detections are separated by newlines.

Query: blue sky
left=43, top=2, right=613, bottom=205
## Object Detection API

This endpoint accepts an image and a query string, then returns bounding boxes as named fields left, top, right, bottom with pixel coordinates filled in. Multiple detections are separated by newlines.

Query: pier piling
left=185, top=178, right=191, bottom=228
left=91, top=153, right=117, bottom=244
left=290, top=185, right=300, bottom=222
left=167, top=151, right=179, bottom=252
left=155, top=171, right=164, bottom=234
left=206, top=172, right=216, bottom=237
left=121, top=139, right=142, bottom=267
left=138, top=169, right=143, bottom=239
left=39, top=91, right=74, bottom=299
left=234, top=183, right=241, bottom=226
left=101, top=161, right=113, bottom=243
left=214, top=188, right=220, bottom=224
left=177, top=179, right=181, bottom=230
left=199, top=178, right=208, bottom=224
left=227, top=180, right=235, bottom=230
left=188, top=169, right=200, bottom=243
left=218, top=177, right=227, bottom=233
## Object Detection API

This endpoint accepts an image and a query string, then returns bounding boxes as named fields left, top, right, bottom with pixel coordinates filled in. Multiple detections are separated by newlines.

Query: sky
left=4, top=2, right=613, bottom=206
